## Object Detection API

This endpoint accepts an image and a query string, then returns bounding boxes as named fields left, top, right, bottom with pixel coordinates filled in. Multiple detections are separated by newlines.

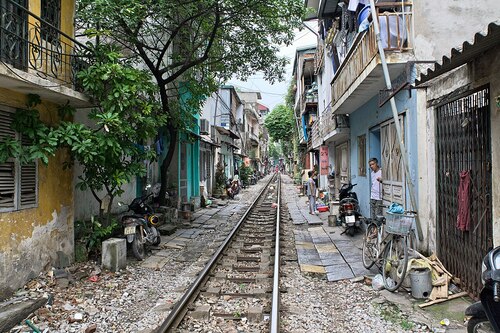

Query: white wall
left=414, top=1, right=500, bottom=61
left=73, top=109, right=137, bottom=222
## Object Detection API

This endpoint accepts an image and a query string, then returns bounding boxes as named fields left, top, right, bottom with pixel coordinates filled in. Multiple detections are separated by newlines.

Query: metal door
left=380, top=116, right=405, bottom=206
left=435, top=85, right=492, bottom=297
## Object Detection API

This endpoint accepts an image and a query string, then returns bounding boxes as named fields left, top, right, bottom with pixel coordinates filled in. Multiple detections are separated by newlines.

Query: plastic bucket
left=410, top=268, right=433, bottom=299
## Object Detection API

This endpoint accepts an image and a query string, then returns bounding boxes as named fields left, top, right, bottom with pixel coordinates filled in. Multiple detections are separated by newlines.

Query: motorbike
left=119, top=185, right=161, bottom=260
left=465, top=246, right=500, bottom=333
left=337, top=182, right=362, bottom=236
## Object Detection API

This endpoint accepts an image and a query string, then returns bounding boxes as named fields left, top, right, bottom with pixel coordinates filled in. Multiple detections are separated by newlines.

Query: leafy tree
left=268, top=141, right=282, bottom=162
left=0, top=46, right=165, bottom=225
left=264, top=104, right=294, bottom=142
left=264, top=104, right=295, bottom=161
left=76, top=0, right=306, bottom=203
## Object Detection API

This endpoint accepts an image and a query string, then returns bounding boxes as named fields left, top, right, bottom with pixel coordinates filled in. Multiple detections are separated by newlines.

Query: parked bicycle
left=362, top=208, right=417, bottom=291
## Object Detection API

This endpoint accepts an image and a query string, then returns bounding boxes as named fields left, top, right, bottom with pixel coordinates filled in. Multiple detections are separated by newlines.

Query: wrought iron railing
left=0, top=0, right=89, bottom=91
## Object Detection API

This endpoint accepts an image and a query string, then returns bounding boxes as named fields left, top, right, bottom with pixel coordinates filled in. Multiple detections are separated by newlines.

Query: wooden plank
left=0, top=297, right=47, bottom=332
left=418, top=291, right=468, bottom=308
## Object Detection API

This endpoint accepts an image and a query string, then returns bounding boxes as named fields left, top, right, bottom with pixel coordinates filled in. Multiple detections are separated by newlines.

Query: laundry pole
left=368, top=0, right=423, bottom=241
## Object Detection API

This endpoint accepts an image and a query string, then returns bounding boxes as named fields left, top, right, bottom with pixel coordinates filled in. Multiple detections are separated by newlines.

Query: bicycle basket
left=385, top=212, right=415, bottom=235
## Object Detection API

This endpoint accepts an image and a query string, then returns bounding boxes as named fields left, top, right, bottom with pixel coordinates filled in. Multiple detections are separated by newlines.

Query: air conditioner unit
left=200, top=119, right=210, bottom=134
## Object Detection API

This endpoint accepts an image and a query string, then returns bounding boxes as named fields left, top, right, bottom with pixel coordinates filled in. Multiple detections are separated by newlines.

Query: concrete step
left=158, top=223, right=177, bottom=235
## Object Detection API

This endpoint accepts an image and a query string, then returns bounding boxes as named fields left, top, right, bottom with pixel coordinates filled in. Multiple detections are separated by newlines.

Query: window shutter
left=0, top=161, right=15, bottom=209
left=0, top=110, right=16, bottom=209
left=0, top=109, right=15, bottom=139
left=20, top=162, right=37, bottom=207
left=19, top=133, right=37, bottom=207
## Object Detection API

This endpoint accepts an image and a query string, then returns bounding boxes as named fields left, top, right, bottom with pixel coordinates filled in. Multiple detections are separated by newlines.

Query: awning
left=221, top=140, right=240, bottom=150
left=214, top=125, right=240, bottom=139
left=200, top=134, right=220, bottom=147
left=417, top=21, right=500, bottom=85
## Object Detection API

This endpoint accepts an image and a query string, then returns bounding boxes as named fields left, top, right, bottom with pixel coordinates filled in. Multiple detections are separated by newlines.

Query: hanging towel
left=456, top=170, right=471, bottom=231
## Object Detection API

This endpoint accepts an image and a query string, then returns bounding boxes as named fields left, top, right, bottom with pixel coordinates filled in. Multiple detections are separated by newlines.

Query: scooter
left=119, top=186, right=161, bottom=260
left=338, top=182, right=362, bottom=236
left=465, top=246, right=500, bottom=333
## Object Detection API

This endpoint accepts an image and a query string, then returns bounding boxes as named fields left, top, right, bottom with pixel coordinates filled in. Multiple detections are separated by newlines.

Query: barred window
left=40, top=0, right=61, bottom=44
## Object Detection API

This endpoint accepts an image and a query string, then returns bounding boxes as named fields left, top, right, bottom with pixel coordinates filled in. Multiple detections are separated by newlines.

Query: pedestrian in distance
left=307, top=171, right=318, bottom=215
left=369, top=157, right=383, bottom=219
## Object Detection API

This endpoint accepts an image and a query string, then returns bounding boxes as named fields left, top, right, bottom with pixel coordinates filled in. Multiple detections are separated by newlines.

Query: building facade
left=0, top=0, right=89, bottom=299
left=304, top=0, right=500, bottom=296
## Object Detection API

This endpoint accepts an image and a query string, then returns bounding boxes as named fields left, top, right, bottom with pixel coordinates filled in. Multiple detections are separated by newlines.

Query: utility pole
left=368, top=0, right=423, bottom=241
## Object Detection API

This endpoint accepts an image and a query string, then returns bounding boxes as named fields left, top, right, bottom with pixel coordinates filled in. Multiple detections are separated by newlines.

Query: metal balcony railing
left=320, top=109, right=350, bottom=136
left=302, top=84, right=318, bottom=106
left=0, top=0, right=89, bottom=91
left=331, top=2, right=413, bottom=105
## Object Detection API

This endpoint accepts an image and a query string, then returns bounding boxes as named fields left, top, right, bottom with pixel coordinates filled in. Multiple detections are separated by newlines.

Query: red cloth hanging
left=456, top=170, right=471, bottom=231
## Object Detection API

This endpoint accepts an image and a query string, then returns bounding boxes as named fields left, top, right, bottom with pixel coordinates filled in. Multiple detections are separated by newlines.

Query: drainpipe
left=368, top=0, right=423, bottom=241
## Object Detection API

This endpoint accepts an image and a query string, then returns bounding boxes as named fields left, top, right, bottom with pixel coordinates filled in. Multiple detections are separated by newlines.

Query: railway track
left=155, top=173, right=282, bottom=333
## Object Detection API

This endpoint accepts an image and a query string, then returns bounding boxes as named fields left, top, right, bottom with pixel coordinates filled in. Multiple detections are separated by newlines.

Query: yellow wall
left=0, top=89, right=74, bottom=299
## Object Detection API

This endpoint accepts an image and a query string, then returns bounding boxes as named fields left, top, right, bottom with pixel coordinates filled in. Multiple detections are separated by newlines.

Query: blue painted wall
left=348, top=89, right=418, bottom=217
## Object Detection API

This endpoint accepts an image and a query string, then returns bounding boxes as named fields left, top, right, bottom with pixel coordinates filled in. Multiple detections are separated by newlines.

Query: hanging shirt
left=371, top=169, right=382, bottom=200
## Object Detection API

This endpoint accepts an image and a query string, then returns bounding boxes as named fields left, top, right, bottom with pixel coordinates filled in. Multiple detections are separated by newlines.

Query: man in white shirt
left=369, top=157, right=383, bottom=218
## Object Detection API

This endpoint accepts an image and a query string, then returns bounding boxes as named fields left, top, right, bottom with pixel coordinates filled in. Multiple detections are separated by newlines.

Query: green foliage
left=0, top=45, right=165, bottom=225
left=75, top=216, right=119, bottom=259
left=214, top=160, right=227, bottom=193
left=264, top=104, right=294, bottom=142
left=239, top=163, right=253, bottom=187
left=268, top=141, right=282, bottom=161
left=76, top=0, right=306, bottom=196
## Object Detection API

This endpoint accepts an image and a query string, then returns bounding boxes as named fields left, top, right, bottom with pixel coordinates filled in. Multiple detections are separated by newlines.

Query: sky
left=227, top=23, right=318, bottom=111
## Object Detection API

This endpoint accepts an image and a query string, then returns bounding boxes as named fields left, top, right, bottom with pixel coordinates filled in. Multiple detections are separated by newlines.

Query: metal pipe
left=155, top=174, right=278, bottom=332
left=368, top=0, right=423, bottom=241
left=270, top=174, right=281, bottom=333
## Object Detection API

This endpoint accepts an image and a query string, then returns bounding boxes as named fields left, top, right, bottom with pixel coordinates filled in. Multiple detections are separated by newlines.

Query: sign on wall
left=320, top=145, right=329, bottom=175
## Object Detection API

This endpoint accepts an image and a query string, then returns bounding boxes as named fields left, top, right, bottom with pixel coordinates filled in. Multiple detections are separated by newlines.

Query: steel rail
left=155, top=173, right=279, bottom=333
left=270, top=174, right=281, bottom=333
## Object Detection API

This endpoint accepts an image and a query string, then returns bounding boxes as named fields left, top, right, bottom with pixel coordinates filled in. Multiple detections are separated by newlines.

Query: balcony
left=302, top=83, right=318, bottom=107
left=314, top=45, right=324, bottom=75
left=331, top=2, right=413, bottom=114
left=0, top=0, right=89, bottom=106
left=311, top=120, right=322, bottom=149
left=249, top=132, right=259, bottom=145
left=321, top=109, right=350, bottom=144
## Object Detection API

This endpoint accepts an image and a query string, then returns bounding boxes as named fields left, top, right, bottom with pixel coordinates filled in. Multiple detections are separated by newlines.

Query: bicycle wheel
left=362, top=223, right=379, bottom=269
left=381, top=236, right=408, bottom=291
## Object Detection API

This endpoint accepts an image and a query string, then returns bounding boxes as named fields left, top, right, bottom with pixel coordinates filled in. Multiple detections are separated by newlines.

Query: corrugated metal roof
left=417, top=21, right=500, bottom=85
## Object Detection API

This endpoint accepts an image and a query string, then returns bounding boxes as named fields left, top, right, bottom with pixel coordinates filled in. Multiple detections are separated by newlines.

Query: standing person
left=369, top=157, right=383, bottom=218
left=307, top=171, right=318, bottom=215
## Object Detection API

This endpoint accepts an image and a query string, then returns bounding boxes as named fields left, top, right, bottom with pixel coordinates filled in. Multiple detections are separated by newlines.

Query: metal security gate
left=436, top=85, right=492, bottom=297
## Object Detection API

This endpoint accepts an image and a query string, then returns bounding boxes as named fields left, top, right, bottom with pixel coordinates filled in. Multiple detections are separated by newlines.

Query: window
left=357, top=134, right=366, bottom=176
left=40, top=0, right=61, bottom=44
left=0, top=107, right=38, bottom=211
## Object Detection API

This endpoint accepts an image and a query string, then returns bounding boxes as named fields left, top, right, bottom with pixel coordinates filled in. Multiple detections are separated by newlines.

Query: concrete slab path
left=282, top=175, right=374, bottom=281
